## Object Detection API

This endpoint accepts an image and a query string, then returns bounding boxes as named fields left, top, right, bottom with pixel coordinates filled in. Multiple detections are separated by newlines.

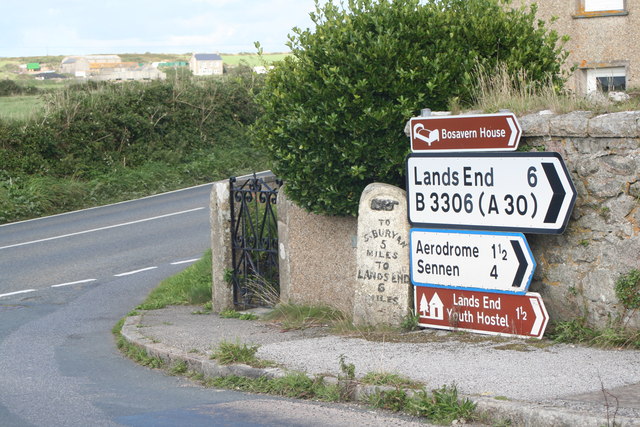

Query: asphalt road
left=0, top=184, right=424, bottom=427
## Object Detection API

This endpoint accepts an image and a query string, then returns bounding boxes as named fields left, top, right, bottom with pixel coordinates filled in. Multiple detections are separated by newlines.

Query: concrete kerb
left=119, top=315, right=640, bottom=427
left=120, top=316, right=288, bottom=380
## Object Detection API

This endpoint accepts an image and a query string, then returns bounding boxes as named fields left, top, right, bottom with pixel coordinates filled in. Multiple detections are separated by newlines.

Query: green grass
left=136, top=250, right=212, bottom=310
left=406, top=385, right=477, bottom=424
left=222, top=53, right=290, bottom=67
left=210, top=340, right=276, bottom=368
left=469, top=63, right=640, bottom=115
left=262, top=303, right=349, bottom=331
left=219, top=309, right=259, bottom=320
left=1, top=139, right=270, bottom=224
left=0, top=95, right=45, bottom=121
left=361, top=371, right=423, bottom=389
left=112, top=316, right=165, bottom=369
left=550, top=318, right=640, bottom=349
left=204, top=372, right=343, bottom=402
left=366, top=384, right=477, bottom=424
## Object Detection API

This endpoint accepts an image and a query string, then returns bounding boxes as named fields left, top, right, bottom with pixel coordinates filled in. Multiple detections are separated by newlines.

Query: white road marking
left=170, top=258, right=200, bottom=265
left=0, top=289, right=36, bottom=299
left=114, top=266, right=158, bottom=277
left=0, top=207, right=205, bottom=251
left=0, top=182, right=213, bottom=228
left=51, top=279, right=97, bottom=288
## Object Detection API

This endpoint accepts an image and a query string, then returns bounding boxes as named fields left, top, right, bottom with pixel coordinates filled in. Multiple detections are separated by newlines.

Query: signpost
left=410, top=229, right=535, bottom=294
left=414, top=286, right=549, bottom=339
left=406, top=152, right=577, bottom=234
left=403, top=112, right=569, bottom=339
left=410, top=113, right=522, bottom=152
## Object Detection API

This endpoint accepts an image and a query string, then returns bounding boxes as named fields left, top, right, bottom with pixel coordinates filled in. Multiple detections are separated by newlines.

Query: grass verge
left=112, top=316, right=165, bottom=369
left=136, top=250, right=212, bottom=310
left=1, top=140, right=270, bottom=225
left=204, top=372, right=343, bottom=402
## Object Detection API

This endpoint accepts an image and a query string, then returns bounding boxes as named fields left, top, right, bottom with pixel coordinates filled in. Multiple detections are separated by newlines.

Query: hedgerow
left=1, top=69, right=263, bottom=179
left=252, top=0, right=568, bottom=216
left=1, top=68, right=268, bottom=223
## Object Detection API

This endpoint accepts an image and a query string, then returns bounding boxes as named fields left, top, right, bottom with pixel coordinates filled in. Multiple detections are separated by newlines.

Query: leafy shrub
left=0, top=79, right=39, bottom=96
left=252, top=0, right=568, bottom=216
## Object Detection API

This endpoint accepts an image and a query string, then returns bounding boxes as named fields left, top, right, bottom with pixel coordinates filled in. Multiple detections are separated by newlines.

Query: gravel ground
left=139, top=306, right=640, bottom=420
left=256, top=335, right=640, bottom=401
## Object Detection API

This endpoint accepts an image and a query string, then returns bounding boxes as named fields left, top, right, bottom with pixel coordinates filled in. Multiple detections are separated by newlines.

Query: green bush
left=252, top=0, right=568, bottom=216
left=0, top=79, right=40, bottom=96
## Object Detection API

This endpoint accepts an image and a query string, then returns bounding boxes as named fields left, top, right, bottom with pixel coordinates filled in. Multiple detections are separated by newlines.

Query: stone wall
left=277, top=188, right=357, bottom=315
left=213, top=111, right=639, bottom=330
left=519, top=111, right=640, bottom=328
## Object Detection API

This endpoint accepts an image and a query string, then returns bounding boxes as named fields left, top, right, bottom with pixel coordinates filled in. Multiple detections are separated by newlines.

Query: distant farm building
left=189, top=53, right=223, bottom=76
left=60, top=55, right=165, bottom=81
left=61, top=55, right=121, bottom=75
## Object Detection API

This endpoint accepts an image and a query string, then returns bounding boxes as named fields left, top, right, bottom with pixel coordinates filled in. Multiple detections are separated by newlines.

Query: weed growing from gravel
left=210, top=340, right=276, bottom=368
left=406, top=384, right=476, bottom=424
left=361, top=372, right=422, bottom=389
left=219, top=309, right=258, bottom=320
left=263, top=303, right=347, bottom=330
left=367, top=383, right=476, bottom=424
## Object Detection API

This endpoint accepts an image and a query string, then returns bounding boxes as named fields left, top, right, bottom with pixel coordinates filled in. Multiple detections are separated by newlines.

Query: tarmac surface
left=121, top=305, right=640, bottom=426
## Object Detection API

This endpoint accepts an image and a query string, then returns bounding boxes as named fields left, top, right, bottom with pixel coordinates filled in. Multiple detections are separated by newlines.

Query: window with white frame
left=583, top=0, right=625, bottom=12
left=586, top=67, right=626, bottom=93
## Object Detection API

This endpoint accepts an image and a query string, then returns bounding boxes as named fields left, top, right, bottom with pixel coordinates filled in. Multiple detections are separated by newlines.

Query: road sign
left=410, top=229, right=535, bottom=294
left=410, top=113, right=522, bottom=152
left=414, top=286, right=549, bottom=339
left=406, top=152, right=577, bottom=234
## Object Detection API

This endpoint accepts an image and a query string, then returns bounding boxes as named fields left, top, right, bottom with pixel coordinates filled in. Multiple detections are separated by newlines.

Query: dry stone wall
left=519, top=111, right=640, bottom=328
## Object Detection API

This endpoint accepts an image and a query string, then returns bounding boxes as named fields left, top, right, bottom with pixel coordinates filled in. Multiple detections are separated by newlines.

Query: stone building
left=514, top=0, right=638, bottom=94
left=189, top=53, right=223, bottom=76
left=60, top=55, right=122, bottom=76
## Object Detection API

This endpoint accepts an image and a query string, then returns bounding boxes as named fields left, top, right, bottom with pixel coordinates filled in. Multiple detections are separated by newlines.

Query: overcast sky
left=0, top=0, right=319, bottom=57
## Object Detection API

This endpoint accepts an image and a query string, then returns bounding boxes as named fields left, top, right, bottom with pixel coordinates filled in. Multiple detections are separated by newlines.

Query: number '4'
left=490, top=265, right=498, bottom=279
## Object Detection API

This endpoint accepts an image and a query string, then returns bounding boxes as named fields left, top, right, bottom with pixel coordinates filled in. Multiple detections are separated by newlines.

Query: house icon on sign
left=419, top=292, right=444, bottom=320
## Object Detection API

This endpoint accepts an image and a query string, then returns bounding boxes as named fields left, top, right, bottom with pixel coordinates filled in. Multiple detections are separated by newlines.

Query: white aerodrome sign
left=410, top=229, right=535, bottom=294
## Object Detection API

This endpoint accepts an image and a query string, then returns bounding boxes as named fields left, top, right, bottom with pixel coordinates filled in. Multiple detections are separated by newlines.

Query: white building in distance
left=189, top=53, right=223, bottom=76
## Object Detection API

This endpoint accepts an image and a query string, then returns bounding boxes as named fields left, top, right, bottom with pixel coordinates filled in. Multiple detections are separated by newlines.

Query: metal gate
left=229, top=172, right=281, bottom=308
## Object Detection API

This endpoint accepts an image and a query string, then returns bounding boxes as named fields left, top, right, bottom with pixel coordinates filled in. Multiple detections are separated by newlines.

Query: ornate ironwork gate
left=229, top=172, right=281, bottom=308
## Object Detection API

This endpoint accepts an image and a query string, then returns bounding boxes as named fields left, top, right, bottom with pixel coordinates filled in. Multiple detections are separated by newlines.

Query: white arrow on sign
left=410, top=229, right=535, bottom=294
left=406, top=152, right=577, bottom=234
left=506, top=116, right=518, bottom=147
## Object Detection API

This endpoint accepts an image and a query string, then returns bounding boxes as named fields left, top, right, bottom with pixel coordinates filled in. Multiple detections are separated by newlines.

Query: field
left=0, top=52, right=289, bottom=121
left=0, top=95, right=45, bottom=121
left=221, top=53, right=290, bottom=66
